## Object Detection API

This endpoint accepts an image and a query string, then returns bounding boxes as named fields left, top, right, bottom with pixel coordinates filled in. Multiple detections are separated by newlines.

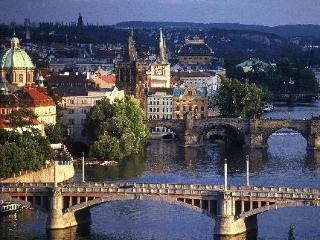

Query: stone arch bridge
left=1, top=182, right=320, bottom=236
left=145, top=118, right=320, bottom=150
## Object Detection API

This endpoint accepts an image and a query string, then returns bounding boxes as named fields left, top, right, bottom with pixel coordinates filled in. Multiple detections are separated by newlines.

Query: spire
left=128, top=28, right=137, bottom=62
left=159, top=28, right=167, bottom=63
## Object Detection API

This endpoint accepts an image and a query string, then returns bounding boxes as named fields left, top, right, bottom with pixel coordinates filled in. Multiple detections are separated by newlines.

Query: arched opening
left=66, top=141, right=90, bottom=157
left=203, top=125, right=244, bottom=148
left=266, top=128, right=307, bottom=172
left=87, top=199, right=213, bottom=238
left=149, top=126, right=177, bottom=140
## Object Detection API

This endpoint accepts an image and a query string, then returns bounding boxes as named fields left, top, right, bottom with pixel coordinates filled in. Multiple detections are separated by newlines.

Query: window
left=68, top=109, right=74, bottom=114
left=176, top=106, right=180, bottom=111
left=189, top=106, right=192, bottom=111
left=18, top=74, right=23, bottom=83
left=201, top=106, right=205, bottom=111
left=68, top=118, right=74, bottom=125
left=149, top=108, right=152, bottom=112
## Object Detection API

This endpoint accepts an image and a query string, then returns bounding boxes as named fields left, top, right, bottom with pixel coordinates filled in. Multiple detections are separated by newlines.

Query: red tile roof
left=20, top=87, right=55, bottom=107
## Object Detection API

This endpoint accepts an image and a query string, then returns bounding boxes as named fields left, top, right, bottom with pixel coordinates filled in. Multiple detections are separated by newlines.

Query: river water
left=1, top=101, right=320, bottom=240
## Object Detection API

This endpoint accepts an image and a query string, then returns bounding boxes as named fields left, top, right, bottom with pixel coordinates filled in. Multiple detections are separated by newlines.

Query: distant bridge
left=1, top=182, right=320, bottom=236
left=273, top=93, right=319, bottom=103
left=145, top=117, right=320, bottom=150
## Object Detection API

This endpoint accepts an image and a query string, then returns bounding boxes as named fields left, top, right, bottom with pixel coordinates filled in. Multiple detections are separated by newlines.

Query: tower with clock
left=150, top=29, right=171, bottom=88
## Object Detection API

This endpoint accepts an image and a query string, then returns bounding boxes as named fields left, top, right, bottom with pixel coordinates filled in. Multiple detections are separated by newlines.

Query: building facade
left=173, top=86, right=208, bottom=120
left=146, top=89, right=173, bottom=120
left=60, top=87, right=124, bottom=143
left=177, top=38, right=214, bottom=65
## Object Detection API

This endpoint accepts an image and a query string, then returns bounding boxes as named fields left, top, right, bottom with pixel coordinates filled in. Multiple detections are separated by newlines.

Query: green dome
left=0, top=37, right=34, bottom=69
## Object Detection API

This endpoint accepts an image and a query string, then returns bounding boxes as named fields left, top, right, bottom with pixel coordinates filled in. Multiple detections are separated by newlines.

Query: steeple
left=128, top=28, right=137, bottom=62
left=159, top=28, right=167, bottom=63
left=77, top=13, right=84, bottom=28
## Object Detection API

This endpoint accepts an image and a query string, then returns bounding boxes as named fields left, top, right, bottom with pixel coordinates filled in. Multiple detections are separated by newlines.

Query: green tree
left=6, top=109, right=38, bottom=131
left=0, top=130, right=52, bottom=178
left=216, top=77, right=266, bottom=118
left=84, top=96, right=149, bottom=161
left=45, top=123, right=66, bottom=144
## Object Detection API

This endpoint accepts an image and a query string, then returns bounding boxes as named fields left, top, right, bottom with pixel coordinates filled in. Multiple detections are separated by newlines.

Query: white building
left=60, top=87, right=124, bottom=143
left=146, top=89, right=174, bottom=138
left=146, top=89, right=173, bottom=120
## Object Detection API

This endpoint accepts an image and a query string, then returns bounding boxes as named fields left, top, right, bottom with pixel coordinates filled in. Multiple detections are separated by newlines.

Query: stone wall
left=0, top=162, right=75, bottom=184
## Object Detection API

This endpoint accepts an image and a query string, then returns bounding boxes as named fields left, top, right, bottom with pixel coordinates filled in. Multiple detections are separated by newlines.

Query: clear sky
left=1, top=0, right=320, bottom=26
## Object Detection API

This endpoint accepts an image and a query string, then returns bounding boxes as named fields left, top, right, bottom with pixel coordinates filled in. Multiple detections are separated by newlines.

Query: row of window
left=148, top=115, right=172, bottom=120
left=68, top=118, right=86, bottom=125
left=176, top=106, right=205, bottom=111
left=67, top=109, right=88, bottom=114
left=67, top=99, right=88, bottom=105
left=148, top=101, right=173, bottom=106
left=151, top=127, right=173, bottom=133
left=148, top=108, right=173, bottom=113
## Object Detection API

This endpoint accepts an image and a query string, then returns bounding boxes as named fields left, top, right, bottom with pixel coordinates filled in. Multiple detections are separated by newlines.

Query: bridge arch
left=236, top=200, right=318, bottom=220
left=200, top=124, right=245, bottom=147
left=63, top=194, right=214, bottom=218
left=263, top=127, right=308, bottom=147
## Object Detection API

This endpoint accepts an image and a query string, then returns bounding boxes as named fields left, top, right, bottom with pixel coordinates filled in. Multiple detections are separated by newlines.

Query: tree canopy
left=45, top=123, right=67, bottom=144
left=216, top=77, right=266, bottom=118
left=0, top=129, right=53, bottom=178
left=84, top=96, right=149, bottom=161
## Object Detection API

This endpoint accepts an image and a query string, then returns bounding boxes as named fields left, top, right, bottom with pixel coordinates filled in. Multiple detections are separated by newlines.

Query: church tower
left=149, top=28, right=171, bottom=88
left=128, top=28, right=137, bottom=63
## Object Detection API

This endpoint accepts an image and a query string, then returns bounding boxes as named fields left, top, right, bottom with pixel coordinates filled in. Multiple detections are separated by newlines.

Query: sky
left=1, top=0, right=320, bottom=26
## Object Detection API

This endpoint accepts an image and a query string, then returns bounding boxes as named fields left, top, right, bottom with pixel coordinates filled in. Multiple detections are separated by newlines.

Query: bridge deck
left=1, top=182, right=320, bottom=201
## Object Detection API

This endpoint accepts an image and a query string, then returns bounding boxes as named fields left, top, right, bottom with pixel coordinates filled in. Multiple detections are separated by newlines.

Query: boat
left=0, top=201, right=21, bottom=216
left=100, top=161, right=118, bottom=167
left=263, top=103, right=274, bottom=112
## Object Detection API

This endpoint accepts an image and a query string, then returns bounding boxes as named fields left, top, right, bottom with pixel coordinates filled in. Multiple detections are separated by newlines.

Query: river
left=1, top=101, right=320, bottom=240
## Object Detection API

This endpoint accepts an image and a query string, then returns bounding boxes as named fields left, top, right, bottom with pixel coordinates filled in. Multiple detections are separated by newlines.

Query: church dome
left=1, top=37, right=34, bottom=69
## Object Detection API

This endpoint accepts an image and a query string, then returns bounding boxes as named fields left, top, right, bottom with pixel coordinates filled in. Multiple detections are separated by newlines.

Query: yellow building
left=173, top=86, right=208, bottom=119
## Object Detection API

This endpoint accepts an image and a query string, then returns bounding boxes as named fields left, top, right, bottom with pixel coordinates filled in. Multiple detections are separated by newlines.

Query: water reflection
left=214, top=230, right=257, bottom=240
left=85, top=155, right=145, bottom=181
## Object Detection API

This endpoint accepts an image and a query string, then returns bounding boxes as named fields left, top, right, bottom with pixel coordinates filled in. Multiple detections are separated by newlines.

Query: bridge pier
left=214, top=191, right=257, bottom=236
left=46, top=188, right=91, bottom=229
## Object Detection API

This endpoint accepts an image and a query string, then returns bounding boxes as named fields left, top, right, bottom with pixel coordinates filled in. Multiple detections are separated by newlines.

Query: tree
left=216, top=77, right=266, bottom=118
left=0, top=130, right=52, bottom=178
left=84, top=96, right=149, bottom=161
left=6, top=109, right=38, bottom=131
left=45, top=123, right=66, bottom=144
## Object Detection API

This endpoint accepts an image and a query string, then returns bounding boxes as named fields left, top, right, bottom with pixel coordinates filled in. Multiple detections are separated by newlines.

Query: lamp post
left=82, top=152, right=85, bottom=183
left=246, top=155, right=250, bottom=186
left=224, top=158, right=228, bottom=191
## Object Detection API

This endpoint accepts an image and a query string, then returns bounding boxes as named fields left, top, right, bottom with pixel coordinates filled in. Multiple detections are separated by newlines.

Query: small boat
left=263, top=103, right=274, bottom=112
left=100, top=161, right=118, bottom=167
left=0, top=201, right=21, bottom=216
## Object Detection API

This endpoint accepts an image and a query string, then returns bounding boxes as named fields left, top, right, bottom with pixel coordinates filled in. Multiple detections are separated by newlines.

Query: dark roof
left=147, top=87, right=173, bottom=95
left=178, top=43, right=214, bottom=57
